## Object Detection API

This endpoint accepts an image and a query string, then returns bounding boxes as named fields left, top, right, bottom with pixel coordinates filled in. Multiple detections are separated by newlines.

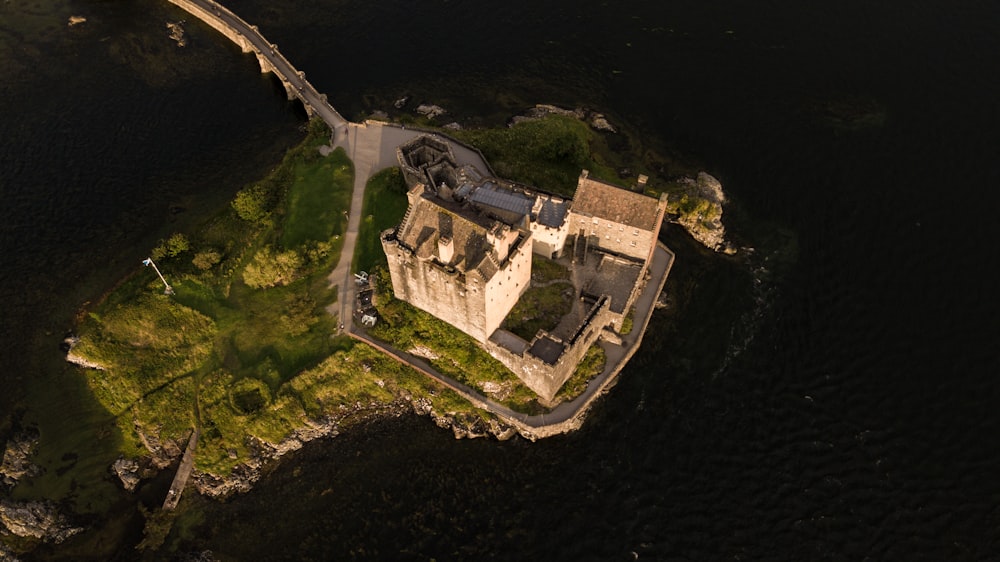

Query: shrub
left=242, top=246, right=303, bottom=289
left=192, top=249, right=222, bottom=271
left=232, top=184, right=271, bottom=224
left=165, top=233, right=190, bottom=257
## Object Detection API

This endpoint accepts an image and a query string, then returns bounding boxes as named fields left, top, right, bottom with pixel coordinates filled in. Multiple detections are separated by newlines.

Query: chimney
left=438, top=235, right=454, bottom=264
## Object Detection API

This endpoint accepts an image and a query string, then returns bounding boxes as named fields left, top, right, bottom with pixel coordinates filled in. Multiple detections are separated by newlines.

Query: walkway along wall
left=347, top=243, right=675, bottom=440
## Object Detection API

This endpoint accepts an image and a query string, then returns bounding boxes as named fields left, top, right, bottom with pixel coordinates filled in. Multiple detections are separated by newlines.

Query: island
left=42, top=0, right=734, bottom=551
left=0, top=1, right=741, bottom=557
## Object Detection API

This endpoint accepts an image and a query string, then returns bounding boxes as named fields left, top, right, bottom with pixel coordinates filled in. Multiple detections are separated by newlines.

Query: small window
left=630, top=240, right=637, bottom=247
left=592, top=217, right=599, bottom=225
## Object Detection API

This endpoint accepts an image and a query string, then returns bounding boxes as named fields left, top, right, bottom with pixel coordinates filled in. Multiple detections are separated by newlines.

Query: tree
left=165, top=233, right=190, bottom=257
left=242, top=246, right=302, bottom=289
left=231, top=184, right=271, bottom=224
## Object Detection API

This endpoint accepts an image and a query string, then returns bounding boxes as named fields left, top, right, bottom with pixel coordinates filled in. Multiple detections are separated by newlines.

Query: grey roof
left=470, top=182, right=535, bottom=220
left=528, top=335, right=565, bottom=365
left=537, top=197, right=568, bottom=228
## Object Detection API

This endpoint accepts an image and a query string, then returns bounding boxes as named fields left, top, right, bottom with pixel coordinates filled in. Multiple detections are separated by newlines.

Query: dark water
left=3, top=0, right=999, bottom=559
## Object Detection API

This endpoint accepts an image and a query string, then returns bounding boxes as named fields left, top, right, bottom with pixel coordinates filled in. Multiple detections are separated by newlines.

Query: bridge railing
left=169, top=0, right=349, bottom=128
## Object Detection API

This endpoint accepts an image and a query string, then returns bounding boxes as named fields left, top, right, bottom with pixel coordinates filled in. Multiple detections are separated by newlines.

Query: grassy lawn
left=281, top=150, right=353, bottom=248
left=368, top=268, right=545, bottom=415
left=450, top=114, right=620, bottom=196
left=72, top=119, right=497, bottom=476
left=353, top=166, right=409, bottom=274
left=530, top=254, right=571, bottom=283
left=502, top=282, right=575, bottom=341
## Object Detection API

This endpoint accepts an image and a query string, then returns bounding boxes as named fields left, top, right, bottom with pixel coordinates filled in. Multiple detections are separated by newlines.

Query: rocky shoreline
left=110, top=392, right=516, bottom=501
left=1, top=428, right=84, bottom=550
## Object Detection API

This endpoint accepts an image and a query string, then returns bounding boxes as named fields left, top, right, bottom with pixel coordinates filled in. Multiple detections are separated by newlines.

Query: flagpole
left=143, top=257, right=174, bottom=295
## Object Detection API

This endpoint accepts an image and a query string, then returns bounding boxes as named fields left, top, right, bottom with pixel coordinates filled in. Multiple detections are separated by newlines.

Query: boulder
left=1, top=428, right=43, bottom=489
left=415, top=104, right=446, bottom=119
left=111, top=457, right=141, bottom=492
left=0, top=499, right=83, bottom=544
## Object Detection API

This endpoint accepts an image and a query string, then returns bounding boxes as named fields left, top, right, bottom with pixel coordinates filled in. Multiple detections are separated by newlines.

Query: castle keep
left=381, top=135, right=667, bottom=401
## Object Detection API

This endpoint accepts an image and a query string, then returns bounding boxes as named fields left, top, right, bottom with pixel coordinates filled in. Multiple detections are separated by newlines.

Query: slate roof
left=397, top=194, right=496, bottom=279
left=572, top=176, right=661, bottom=231
left=470, top=181, right=535, bottom=221
left=536, top=196, right=568, bottom=228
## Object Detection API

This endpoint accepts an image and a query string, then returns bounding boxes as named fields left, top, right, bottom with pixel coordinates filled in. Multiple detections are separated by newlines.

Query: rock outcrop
left=111, top=457, right=141, bottom=492
left=62, top=335, right=106, bottom=370
left=1, top=428, right=43, bottom=489
left=185, top=394, right=514, bottom=499
left=415, top=104, right=447, bottom=120
left=669, top=172, right=736, bottom=254
left=511, top=104, right=617, bottom=133
left=0, top=500, right=83, bottom=544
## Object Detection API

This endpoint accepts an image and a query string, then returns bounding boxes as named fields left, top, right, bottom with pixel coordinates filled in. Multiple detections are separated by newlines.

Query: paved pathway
left=350, top=243, right=674, bottom=437
left=325, top=123, right=491, bottom=331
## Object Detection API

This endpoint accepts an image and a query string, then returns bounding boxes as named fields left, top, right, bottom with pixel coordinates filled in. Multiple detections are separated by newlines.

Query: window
left=630, top=240, right=637, bottom=247
left=592, top=217, right=599, bottom=225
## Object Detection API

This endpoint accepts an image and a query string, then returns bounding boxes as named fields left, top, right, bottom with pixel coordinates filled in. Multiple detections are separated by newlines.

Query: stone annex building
left=381, top=135, right=667, bottom=401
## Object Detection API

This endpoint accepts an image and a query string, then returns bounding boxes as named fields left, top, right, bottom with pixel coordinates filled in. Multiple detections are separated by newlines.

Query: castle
left=381, top=135, right=667, bottom=401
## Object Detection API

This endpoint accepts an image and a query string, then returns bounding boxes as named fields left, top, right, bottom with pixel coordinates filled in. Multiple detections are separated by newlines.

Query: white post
left=143, top=257, right=174, bottom=295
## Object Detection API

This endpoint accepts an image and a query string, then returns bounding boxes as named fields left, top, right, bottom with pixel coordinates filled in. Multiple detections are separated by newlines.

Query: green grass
left=620, top=307, right=635, bottom=336
left=450, top=114, right=619, bottom=196
left=71, top=119, right=493, bottom=478
left=353, top=166, right=409, bottom=274
left=556, top=344, right=606, bottom=402
left=281, top=148, right=353, bottom=248
left=368, top=267, right=545, bottom=415
left=530, top=254, right=570, bottom=283
left=502, top=282, right=574, bottom=341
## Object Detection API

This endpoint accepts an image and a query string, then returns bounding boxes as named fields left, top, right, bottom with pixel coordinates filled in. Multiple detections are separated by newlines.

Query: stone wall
left=382, top=229, right=532, bottom=344
left=529, top=221, right=570, bottom=259
left=485, top=296, right=617, bottom=401
left=483, top=235, right=533, bottom=337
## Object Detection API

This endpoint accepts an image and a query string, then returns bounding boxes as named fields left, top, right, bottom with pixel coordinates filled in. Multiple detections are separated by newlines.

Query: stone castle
left=381, top=135, right=667, bottom=401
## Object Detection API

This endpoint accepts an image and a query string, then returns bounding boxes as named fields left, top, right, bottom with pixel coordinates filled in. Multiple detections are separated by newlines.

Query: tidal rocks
left=186, top=395, right=516, bottom=499
left=111, top=457, right=141, bottom=492
left=510, top=104, right=617, bottom=133
left=1, top=428, right=43, bottom=489
left=167, top=22, right=187, bottom=47
left=0, top=499, right=83, bottom=544
left=415, top=104, right=447, bottom=119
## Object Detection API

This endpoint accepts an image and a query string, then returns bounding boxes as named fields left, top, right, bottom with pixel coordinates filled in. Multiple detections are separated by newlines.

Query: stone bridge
left=168, top=0, right=349, bottom=141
